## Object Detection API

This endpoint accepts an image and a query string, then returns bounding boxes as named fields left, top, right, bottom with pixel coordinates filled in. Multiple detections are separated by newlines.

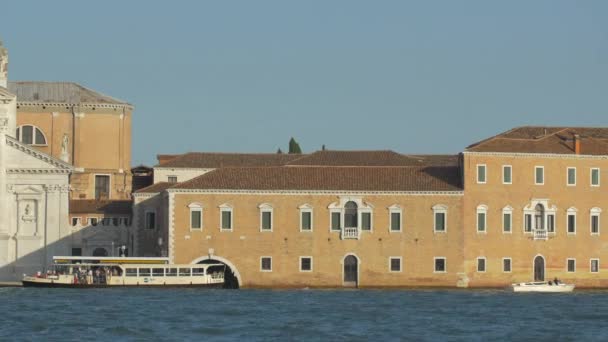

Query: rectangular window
left=568, top=214, right=576, bottom=234
left=331, top=211, right=341, bottom=231
left=567, top=167, right=576, bottom=186
left=503, top=258, right=512, bottom=273
left=95, top=175, right=110, bottom=200
left=192, top=268, right=205, bottom=276
left=477, top=212, right=486, bottom=232
left=591, top=168, right=600, bottom=187
left=71, top=247, right=82, bottom=256
left=88, top=217, right=98, bottom=226
left=434, top=212, right=446, bottom=232
left=503, top=165, right=512, bottom=184
left=261, top=257, right=272, bottom=272
left=503, top=212, right=512, bottom=233
left=165, top=268, right=177, bottom=277
left=301, top=211, right=312, bottom=231
left=567, top=259, right=576, bottom=273
left=389, top=257, right=402, bottom=272
left=153, top=268, right=164, bottom=277
left=179, top=268, right=191, bottom=276
left=21, top=125, right=33, bottom=144
left=477, top=258, right=486, bottom=272
left=535, top=167, right=544, bottom=185
left=221, top=209, right=232, bottom=230
left=71, top=217, right=80, bottom=226
left=300, top=257, right=312, bottom=272
left=361, top=212, right=372, bottom=231
left=190, top=210, right=202, bottom=230
left=261, top=211, right=272, bottom=231
left=591, top=259, right=599, bottom=273
left=168, top=176, right=178, bottom=183
left=126, top=268, right=137, bottom=277
left=591, top=215, right=600, bottom=235
left=139, top=268, right=151, bottom=277
left=145, top=212, right=156, bottom=230
left=524, top=214, right=532, bottom=232
left=390, top=212, right=401, bottom=232
left=434, top=257, right=446, bottom=273
left=477, top=165, right=486, bottom=184
left=547, top=214, right=555, bottom=233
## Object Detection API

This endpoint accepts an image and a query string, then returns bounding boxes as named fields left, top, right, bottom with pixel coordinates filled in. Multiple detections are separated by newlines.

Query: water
left=1, top=287, right=607, bottom=341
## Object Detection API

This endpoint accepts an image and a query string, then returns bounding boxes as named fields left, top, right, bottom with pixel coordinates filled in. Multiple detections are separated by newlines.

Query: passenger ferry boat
left=22, top=256, right=226, bottom=288
left=511, top=281, right=575, bottom=293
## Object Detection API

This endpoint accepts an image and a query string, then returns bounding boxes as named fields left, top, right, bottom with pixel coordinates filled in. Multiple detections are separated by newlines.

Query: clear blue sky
left=2, top=1, right=607, bottom=165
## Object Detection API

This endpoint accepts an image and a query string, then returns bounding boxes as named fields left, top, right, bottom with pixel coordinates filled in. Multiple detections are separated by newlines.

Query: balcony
left=534, top=229, right=548, bottom=240
left=341, top=227, right=360, bottom=240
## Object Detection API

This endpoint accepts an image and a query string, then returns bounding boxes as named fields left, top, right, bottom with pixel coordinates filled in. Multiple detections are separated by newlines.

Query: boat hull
left=22, top=280, right=224, bottom=288
left=511, top=282, right=574, bottom=293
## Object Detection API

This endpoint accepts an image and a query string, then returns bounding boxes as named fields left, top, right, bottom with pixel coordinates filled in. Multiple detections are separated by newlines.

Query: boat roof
left=53, top=256, right=170, bottom=264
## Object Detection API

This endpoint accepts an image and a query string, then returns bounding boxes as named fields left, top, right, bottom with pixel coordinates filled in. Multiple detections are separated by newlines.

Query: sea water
left=1, top=287, right=607, bottom=341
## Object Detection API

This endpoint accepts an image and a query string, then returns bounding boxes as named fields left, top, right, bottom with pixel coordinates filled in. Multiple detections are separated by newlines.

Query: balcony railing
left=341, top=227, right=360, bottom=240
left=534, top=229, right=548, bottom=240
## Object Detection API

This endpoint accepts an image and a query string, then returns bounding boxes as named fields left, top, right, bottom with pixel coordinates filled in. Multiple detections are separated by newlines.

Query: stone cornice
left=16, top=101, right=133, bottom=111
left=5, top=135, right=74, bottom=171
left=167, top=189, right=464, bottom=196
left=7, top=168, right=71, bottom=175
left=463, top=151, right=608, bottom=160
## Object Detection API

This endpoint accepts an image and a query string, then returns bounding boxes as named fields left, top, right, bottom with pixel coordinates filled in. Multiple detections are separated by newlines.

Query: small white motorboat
left=511, top=281, right=575, bottom=293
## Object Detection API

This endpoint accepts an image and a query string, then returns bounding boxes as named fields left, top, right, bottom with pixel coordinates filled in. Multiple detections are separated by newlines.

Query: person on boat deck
left=554, top=277, right=559, bottom=285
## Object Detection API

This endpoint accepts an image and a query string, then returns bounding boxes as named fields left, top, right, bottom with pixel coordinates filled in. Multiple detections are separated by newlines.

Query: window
left=179, top=268, right=191, bottom=276
left=139, top=268, right=151, bottom=277
left=591, top=168, right=600, bottom=187
left=547, top=214, right=555, bottom=233
left=503, top=258, right=512, bottom=273
left=534, top=204, right=545, bottom=231
left=502, top=207, right=512, bottom=233
left=590, top=259, right=599, bottom=273
left=102, top=218, right=111, bottom=226
left=145, top=211, right=156, bottom=230
left=389, top=205, right=402, bottom=232
left=567, top=259, right=576, bottom=273
left=591, top=208, right=601, bottom=235
left=524, top=213, right=532, bottom=232
left=361, top=212, right=372, bottom=231
left=477, top=205, right=487, bottom=233
left=389, top=257, right=402, bottom=272
left=299, top=205, right=313, bottom=232
left=153, top=268, right=165, bottom=277
left=259, top=204, right=273, bottom=231
left=261, top=257, right=272, bottom=272
left=535, top=166, right=544, bottom=185
left=168, top=176, right=178, bottom=183
left=71, top=217, right=80, bottom=226
left=95, top=175, right=110, bottom=200
left=88, top=217, right=98, bottom=226
left=165, top=268, right=177, bottom=277
left=300, top=257, right=312, bottom=272
left=567, top=208, right=577, bottom=234
left=219, top=204, right=233, bottom=231
left=567, top=167, right=576, bottom=186
left=71, top=247, right=82, bottom=256
left=344, top=201, right=358, bottom=227
left=434, top=257, right=446, bottom=273
left=190, top=209, right=202, bottom=230
left=15, top=125, right=47, bottom=145
left=112, top=218, right=120, bottom=226
left=477, top=257, right=486, bottom=272
left=433, top=205, right=447, bottom=233
left=477, top=164, right=486, bottom=184
left=330, top=211, right=341, bottom=231
left=126, top=268, right=137, bottom=277
left=192, top=268, right=205, bottom=276
left=503, top=165, right=512, bottom=184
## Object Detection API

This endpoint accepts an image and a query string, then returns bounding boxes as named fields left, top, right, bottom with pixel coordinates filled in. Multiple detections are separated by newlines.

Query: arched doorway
left=343, top=255, right=358, bottom=287
left=534, top=255, right=545, bottom=281
left=191, top=256, right=241, bottom=289
left=92, top=247, right=108, bottom=257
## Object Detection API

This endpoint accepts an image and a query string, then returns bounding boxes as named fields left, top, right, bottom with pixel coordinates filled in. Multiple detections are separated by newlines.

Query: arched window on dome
left=15, top=125, right=47, bottom=145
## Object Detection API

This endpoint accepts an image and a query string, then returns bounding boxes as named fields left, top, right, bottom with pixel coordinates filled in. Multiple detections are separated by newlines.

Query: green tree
left=288, top=137, right=302, bottom=154
left=277, top=148, right=283, bottom=154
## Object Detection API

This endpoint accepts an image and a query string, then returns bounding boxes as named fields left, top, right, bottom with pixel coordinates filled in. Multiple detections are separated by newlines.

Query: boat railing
left=341, top=227, right=360, bottom=240
left=534, top=229, right=548, bottom=240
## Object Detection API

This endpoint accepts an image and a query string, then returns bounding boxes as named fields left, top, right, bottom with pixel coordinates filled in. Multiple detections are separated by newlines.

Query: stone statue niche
left=19, top=200, right=38, bottom=236
left=60, top=134, right=70, bottom=162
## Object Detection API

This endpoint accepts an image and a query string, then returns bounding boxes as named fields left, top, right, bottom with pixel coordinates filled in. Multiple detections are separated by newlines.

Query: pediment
left=5, top=136, right=73, bottom=172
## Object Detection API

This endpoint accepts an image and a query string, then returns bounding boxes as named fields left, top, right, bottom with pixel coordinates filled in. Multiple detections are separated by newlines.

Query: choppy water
left=1, top=287, right=608, bottom=341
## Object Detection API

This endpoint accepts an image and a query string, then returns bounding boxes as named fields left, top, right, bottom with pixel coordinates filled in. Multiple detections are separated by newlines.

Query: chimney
left=574, top=134, right=581, bottom=154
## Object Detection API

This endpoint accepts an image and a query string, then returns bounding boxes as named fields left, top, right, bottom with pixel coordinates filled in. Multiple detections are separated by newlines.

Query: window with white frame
left=590, top=259, right=599, bottom=273
left=567, top=207, right=577, bottom=234
left=219, top=204, right=233, bottom=231
left=477, top=205, right=487, bottom=233
left=547, top=213, right=555, bottom=233
left=300, top=257, right=312, bottom=272
left=260, top=257, right=272, bottom=272
left=389, top=205, right=402, bottom=232
left=567, top=258, right=576, bottom=273
left=567, top=167, right=576, bottom=186
left=299, top=204, right=313, bottom=232
left=434, top=257, right=446, bottom=273
left=591, top=208, right=601, bottom=235
left=535, top=166, right=544, bottom=185
left=328, top=198, right=374, bottom=233
left=71, top=217, right=81, bottom=226
left=330, top=209, right=341, bottom=231
left=502, top=206, right=512, bottom=233
left=477, top=164, right=487, bottom=184
left=168, top=176, right=178, bottom=183
left=189, top=203, right=202, bottom=230
left=259, top=203, right=273, bottom=231
left=503, top=258, right=512, bottom=273
left=361, top=211, right=372, bottom=231
left=477, top=257, right=486, bottom=272
left=524, top=213, right=532, bottom=232
left=88, top=217, right=98, bottom=226
left=389, top=257, right=402, bottom=272
left=145, top=211, right=156, bottom=230
left=433, top=205, right=447, bottom=233
left=15, top=125, right=47, bottom=145
left=503, top=165, right=512, bottom=184
left=591, top=168, right=600, bottom=187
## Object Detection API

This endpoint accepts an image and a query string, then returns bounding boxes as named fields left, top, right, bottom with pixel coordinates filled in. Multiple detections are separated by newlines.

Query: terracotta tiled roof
left=466, top=126, right=608, bottom=155
left=155, top=152, right=303, bottom=168
left=172, top=166, right=462, bottom=192
left=157, top=154, right=180, bottom=165
left=69, top=200, right=133, bottom=215
left=134, top=182, right=174, bottom=194
left=287, top=150, right=459, bottom=167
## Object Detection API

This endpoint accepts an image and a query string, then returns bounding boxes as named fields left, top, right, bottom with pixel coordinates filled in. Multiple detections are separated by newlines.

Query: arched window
left=344, top=201, right=358, bottom=228
left=15, top=125, right=47, bottom=145
left=534, top=204, right=545, bottom=230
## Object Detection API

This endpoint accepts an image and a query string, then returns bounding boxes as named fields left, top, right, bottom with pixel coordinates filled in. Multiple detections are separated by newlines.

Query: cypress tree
left=277, top=148, right=283, bottom=154
left=288, top=137, right=302, bottom=154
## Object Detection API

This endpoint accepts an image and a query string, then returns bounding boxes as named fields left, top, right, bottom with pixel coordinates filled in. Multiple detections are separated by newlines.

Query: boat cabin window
left=153, top=268, right=164, bottom=277
left=166, top=268, right=177, bottom=276
left=192, top=268, right=205, bottom=276
left=139, top=268, right=151, bottom=277
left=126, top=268, right=137, bottom=277
left=179, top=268, right=191, bottom=276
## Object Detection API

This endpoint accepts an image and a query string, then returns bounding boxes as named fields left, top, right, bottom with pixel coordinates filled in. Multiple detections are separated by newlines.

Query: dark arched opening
left=534, top=256, right=545, bottom=281
left=344, top=201, right=358, bottom=228
left=198, top=259, right=239, bottom=289
left=92, top=248, right=108, bottom=257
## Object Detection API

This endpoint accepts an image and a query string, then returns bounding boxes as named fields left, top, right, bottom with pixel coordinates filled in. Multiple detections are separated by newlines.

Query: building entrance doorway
left=343, top=255, right=358, bottom=287
left=534, top=256, right=545, bottom=281
left=92, top=247, right=108, bottom=257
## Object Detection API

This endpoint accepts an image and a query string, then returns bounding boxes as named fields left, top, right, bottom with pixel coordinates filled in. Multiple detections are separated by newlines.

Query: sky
left=1, top=1, right=607, bottom=165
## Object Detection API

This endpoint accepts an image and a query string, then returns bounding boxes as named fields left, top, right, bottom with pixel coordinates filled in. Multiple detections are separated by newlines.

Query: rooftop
left=69, top=200, right=133, bottom=215
left=8, top=81, right=130, bottom=107
left=155, top=152, right=303, bottom=168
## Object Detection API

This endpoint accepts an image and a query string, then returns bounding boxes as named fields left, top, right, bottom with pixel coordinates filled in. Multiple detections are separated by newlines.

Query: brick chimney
left=574, top=134, right=581, bottom=154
